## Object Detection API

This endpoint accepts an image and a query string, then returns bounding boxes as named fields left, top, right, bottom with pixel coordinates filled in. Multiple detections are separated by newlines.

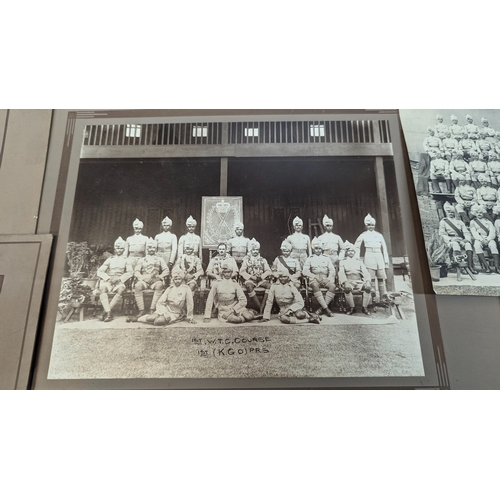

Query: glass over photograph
left=45, top=116, right=427, bottom=381
left=400, top=109, right=500, bottom=296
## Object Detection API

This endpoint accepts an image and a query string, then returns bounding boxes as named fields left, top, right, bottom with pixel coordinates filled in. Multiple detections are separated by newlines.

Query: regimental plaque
left=201, top=197, right=243, bottom=248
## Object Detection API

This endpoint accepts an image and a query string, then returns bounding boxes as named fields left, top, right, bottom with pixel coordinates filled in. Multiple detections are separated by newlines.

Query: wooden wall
left=69, top=157, right=405, bottom=264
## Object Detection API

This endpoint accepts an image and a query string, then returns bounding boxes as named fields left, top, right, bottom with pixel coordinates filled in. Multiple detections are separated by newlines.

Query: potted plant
left=58, top=276, right=94, bottom=319
left=426, top=230, right=450, bottom=282
left=66, top=241, right=90, bottom=277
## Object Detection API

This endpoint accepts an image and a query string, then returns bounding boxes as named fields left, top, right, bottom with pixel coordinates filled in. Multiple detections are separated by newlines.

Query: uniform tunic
left=240, top=255, right=271, bottom=287
left=454, top=184, right=477, bottom=211
left=302, top=254, right=336, bottom=283
left=464, top=123, right=480, bottom=140
left=449, top=159, right=472, bottom=181
left=434, top=123, right=449, bottom=140
left=285, top=233, right=311, bottom=267
left=271, top=255, right=302, bottom=288
left=125, top=233, right=149, bottom=268
left=430, top=158, right=450, bottom=180
left=442, top=137, right=459, bottom=151
left=174, top=254, right=204, bottom=286
left=423, top=135, right=443, bottom=155
left=178, top=233, right=202, bottom=260
left=97, top=256, right=133, bottom=292
left=154, top=231, right=178, bottom=267
left=263, top=282, right=304, bottom=321
left=156, top=283, right=194, bottom=321
left=204, top=279, right=249, bottom=322
left=470, top=218, right=499, bottom=254
left=318, top=232, right=345, bottom=264
left=134, top=255, right=169, bottom=286
left=338, top=257, right=372, bottom=293
left=438, top=218, right=473, bottom=252
left=227, top=236, right=251, bottom=265
left=450, top=124, right=464, bottom=140
left=206, top=255, right=238, bottom=280
left=354, top=230, right=389, bottom=275
left=459, top=139, right=477, bottom=155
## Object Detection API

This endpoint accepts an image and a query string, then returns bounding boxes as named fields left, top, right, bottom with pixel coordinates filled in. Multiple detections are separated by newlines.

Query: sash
left=475, top=218, right=490, bottom=235
left=444, top=218, right=464, bottom=239
left=278, top=256, right=296, bottom=274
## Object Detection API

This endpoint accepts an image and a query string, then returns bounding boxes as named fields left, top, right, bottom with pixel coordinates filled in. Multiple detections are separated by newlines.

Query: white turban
left=322, top=214, right=333, bottom=226
left=450, top=114, right=458, bottom=121
left=280, top=240, right=292, bottom=251
left=481, top=117, right=488, bottom=124
left=466, top=114, right=473, bottom=120
left=436, top=114, right=443, bottom=120
left=132, top=218, right=144, bottom=228
left=234, top=221, right=244, bottom=230
left=147, top=237, right=157, bottom=248
left=249, top=238, right=260, bottom=250
left=114, top=236, right=126, bottom=248
left=443, top=201, right=455, bottom=213
left=364, top=213, right=376, bottom=225
left=186, top=215, right=197, bottom=226
left=162, top=216, right=172, bottom=225
left=312, top=237, right=323, bottom=249
left=292, top=216, right=303, bottom=226
left=344, top=240, right=355, bottom=252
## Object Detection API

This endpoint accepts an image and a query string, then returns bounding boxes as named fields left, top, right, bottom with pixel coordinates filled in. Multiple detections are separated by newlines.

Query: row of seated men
left=94, top=213, right=390, bottom=324
left=438, top=201, right=500, bottom=275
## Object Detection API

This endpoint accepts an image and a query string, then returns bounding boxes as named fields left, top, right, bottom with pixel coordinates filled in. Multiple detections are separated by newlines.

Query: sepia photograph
left=40, top=113, right=429, bottom=383
left=400, top=109, right=500, bottom=296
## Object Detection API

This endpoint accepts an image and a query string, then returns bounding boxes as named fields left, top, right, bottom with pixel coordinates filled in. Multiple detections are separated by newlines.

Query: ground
left=48, top=278, right=425, bottom=380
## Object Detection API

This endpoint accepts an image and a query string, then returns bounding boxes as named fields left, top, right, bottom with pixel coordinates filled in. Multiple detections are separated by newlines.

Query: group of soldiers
left=94, top=212, right=390, bottom=325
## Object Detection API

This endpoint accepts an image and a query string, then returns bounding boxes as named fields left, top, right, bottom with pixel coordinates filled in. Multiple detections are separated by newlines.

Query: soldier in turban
left=96, top=237, right=134, bottom=322
left=271, top=240, right=302, bottom=290
left=285, top=216, right=311, bottom=267
left=173, top=241, right=204, bottom=292
left=470, top=204, right=500, bottom=273
left=154, top=216, right=177, bottom=270
left=177, top=215, right=202, bottom=261
left=125, top=218, right=149, bottom=269
left=318, top=214, right=345, bottom=267
left=227, top=221, right=251, bottom=268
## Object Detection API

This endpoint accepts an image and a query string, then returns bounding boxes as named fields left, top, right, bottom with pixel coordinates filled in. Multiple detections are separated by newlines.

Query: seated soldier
left=470, top=204, right=500, bottom=274
left=338, top=241, right=373, bottom=316
left=286, top=216, right=311, bottom=267
left=239, top=238, right=272, bottom=314
left=125, top=218, right=149, bottom=269
left=302, top=237, right=336, bottom=317
left=476, top=132, right=492, bottom=156
left=459, top=133, right=477, bottom=161
left=96, top=236, right=134, bottom=322
left=476, top=174, right=499, bottom=221
left=227, top=221, right=251, bottom=268
left=487, top=151, right=500, bottom=188
left=154, top=216, right=177, bottom=271
left=442, top=131, right=459, bottom=153
left=271, top=240, right=302, bottom=290
left=354, top=214, right=390, bottom=301
left=206, top=242, right=238, bottom=283
left=449, top=150, right=472, bottom=189
left=454, top=174, right=477, bottom=224
left=318, top=214, right=345, bottom=267
left=203, top=264, right=260, bottom=323
left=137, top=269, right=196, bottom=326
left=173, top=241, right=204, bottom=292
left=449, top=115, right=464, bottom=141
left=177, top=215, right=203, bottom=261
left=128, top=238, right=169, bottom=321
left=423, top=127, right=444, bottom=157
left=469, top=151, right=489, bottom=188
left=439, top=202, right=476, bottom=273
left=430, top=151, right=452, bottom=193
left=261, top=270, right=320, bottom=325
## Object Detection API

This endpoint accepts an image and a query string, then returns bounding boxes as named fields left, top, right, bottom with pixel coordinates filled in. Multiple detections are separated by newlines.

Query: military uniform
left=173, top=253, right=204, bottom=290
left=454, top=183, right=477, bottom=217
left=459, top=137, right=477, bottom=159
left=262, top=282, right=307, bottom=323
left=464, top=119, right=480, bottom=140
left=240, top=255, right=272, bottom=287
left=271, top=255, right=302, bottom=289
left=449, top=156, right=472, bottom=182
left=354, top=230, right=389, bottom=279
left=449, top=117, right=464, bottom=140
left=204, top=278, right=254, bottom=323
left=487, top=156, right=500, bottom=186
left=434, top=122, right=449, bottom=140
left=470, top=157, right=489, bottom=186
left=286, top=232, right=311, bottom=267
left=227, top=235, right=251, bottom=266
left=470, top=216, right=499, bottom=255
left=338, top=253, right=372, bottom=313
left=155, top=283, right=194, bottom=322
left=177, top=232, right=202, bottom=261
left=318, top=231, right=345, bottom=266
left=423, top=134, right=443, bottom=156
left=154, top=231, right=178, bottom=268
left=125, top=233, right=149, bottom=269
left=438, top=217, right=473, bottom=253
left=442, top=135, right=459, bottom=152
left=133, top=254, right=169, bottom=313
left=206, top=254, right=238, bottom=281
left=480, top=119, right=496, bottom=143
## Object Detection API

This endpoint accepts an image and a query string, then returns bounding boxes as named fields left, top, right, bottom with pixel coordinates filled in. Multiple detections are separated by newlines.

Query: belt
left=365, top=248, right=381, bottom=253
left=128, top=252, right=143, bottom=257
left=218, top=299, right=237, bottom=306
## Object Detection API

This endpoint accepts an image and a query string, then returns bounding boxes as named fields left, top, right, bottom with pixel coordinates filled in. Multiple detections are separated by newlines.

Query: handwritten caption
left=192, top=336, right=271, bottom=358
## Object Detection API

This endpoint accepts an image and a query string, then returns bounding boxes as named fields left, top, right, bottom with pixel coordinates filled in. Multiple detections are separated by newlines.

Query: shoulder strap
left=278, top=256, right=295, bottom=273
left=443, top=218, right=464, bottom=239
left=474, top=218, right=490, bottom=234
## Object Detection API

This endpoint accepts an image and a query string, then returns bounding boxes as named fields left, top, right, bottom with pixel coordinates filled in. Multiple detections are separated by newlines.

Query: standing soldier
left=470, top=204, right=500, bottom=273
left=318, top=214, right=345, bottom=267
left=271, top=240, right=302, bottom=290
left=434, top=114, right=449, bottom=140
left=438, top=202, right=477, bottom=274
left=354, top=214, right=390, bottom=301
left=125, top=218, right=149, bottom=269
left=239, top=238, right=272, bottom=314
left=96, top=237, right=134, bottom=322
left=177, top=215, right=202, bottom=261
left=302, top=237, right=336, bottom=317
left=173, top=241, right=204, bottom=292
left=286, top=216, right=312, bottom=267
left=140, top=269, right=196, bottom=326
left=128, top=238, right=170, bottom=321
left=261, top=270, right=320, bottom=325
left=469, top=151, right=489, bottom=188
left=464, top=114, right=480, bottom=140
left=338, top=241, right=373, bottom=316
left=480, top=117, right=497, bottom=143
left=203, top=264, right=260, bottom=324
left=449, top=114, right=464, bottom=140
left=227, top=221, right=251, bottom=268
left=454, top=174, right=477, bottom=224
left=487, top=151, right=500, bottom=188
left=206, top=242, right=238, bottom=282
left=154, top=216, right=177, bottom=271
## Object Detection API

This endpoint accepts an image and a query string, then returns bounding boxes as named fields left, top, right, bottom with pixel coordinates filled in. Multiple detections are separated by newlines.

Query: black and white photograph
left=38, top=113, right=430, bottom=384
left=400, top=109, right=500, bottom=296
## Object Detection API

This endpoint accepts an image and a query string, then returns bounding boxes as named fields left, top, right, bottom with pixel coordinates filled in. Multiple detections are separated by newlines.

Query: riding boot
left=478, top=254, right=491, bottom=273
left=466, top=250, right=478, bottom=274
